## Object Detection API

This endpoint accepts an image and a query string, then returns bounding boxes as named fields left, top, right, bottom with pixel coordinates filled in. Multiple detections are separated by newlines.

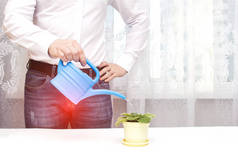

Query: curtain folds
left=108, top=0, right=238, bottom=126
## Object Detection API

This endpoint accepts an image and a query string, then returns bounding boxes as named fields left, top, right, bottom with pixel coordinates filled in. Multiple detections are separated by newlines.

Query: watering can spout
left=81, top=89, right=126, bottom=101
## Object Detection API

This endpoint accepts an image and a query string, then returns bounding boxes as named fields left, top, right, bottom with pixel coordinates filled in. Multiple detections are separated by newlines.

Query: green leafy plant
left=115, top=113, right=156, bottom=127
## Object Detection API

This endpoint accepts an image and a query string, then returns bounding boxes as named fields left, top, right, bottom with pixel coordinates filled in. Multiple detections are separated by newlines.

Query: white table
left=0, top=127, right=237, bottom=155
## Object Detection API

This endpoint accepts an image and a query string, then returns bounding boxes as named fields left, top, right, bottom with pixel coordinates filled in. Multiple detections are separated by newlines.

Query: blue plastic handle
left=57, top=59, right=65, bottom=73
left=86, top=59, right=100, bottom=85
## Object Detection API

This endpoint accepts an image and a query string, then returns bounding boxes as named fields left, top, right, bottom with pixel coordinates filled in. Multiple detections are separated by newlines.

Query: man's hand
left=48, top=39, right=86, bottom=66
left=99, top=61, right=128, bottom=82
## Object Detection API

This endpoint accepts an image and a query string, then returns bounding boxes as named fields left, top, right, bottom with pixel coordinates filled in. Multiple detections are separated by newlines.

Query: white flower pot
left=123, top=122, right=150, bottom=143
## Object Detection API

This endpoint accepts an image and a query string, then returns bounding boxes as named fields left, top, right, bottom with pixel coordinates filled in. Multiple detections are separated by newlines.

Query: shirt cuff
left=115, top=52, right=137, bottom=72
left=33, top=32, right=58, bottom=58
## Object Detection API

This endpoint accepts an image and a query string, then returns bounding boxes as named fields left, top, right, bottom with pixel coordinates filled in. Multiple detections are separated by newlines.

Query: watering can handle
left=86, top=59, right=100, bottom=84
left=57, top=59, right=64, bottom=73
left=57, top=59, right=100, bottom=84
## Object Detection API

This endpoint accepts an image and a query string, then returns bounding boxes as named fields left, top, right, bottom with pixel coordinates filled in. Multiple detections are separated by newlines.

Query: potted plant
left=115, top=113, right=155, bottom=146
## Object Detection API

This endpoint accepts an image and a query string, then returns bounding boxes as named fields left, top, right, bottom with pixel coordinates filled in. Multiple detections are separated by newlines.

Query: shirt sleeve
left=110, top=0, right=150, bottom=72
left=2, top=0, right=58, bottom=58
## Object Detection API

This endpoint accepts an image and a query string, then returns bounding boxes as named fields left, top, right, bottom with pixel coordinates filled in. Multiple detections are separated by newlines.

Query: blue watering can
left=50, top=59, right=126, bottom=104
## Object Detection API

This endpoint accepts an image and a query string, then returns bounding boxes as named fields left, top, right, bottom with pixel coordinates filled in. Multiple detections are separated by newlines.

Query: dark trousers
left=24, top=69, right=113, bottom=129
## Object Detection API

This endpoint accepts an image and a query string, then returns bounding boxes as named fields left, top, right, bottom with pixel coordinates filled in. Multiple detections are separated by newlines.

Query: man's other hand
left=99, top=61, right=128, bottom=82
left=48, top=39, right=86, bottom=66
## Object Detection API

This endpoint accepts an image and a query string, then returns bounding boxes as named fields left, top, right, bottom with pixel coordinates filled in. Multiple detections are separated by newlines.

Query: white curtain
left=1, top=0, right=238, bottom=127
left=107, top=0, right=238, bottom=126
left=0, top=0, right=27, bottom=128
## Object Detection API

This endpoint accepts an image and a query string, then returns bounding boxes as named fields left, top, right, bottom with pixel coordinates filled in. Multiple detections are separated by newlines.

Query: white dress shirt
left=3, top=0, right=149, bottom=71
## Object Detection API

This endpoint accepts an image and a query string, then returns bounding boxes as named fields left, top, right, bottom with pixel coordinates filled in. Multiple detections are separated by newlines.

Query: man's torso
left=32, top=0, right=111, bottom=67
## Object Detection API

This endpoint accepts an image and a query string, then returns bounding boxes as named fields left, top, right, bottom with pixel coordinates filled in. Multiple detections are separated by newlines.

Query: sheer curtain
left=0, top=0, right=27, bottom=128
left=1, top=0, right=238, bottom=127
left=107, top=0, right=238, bottom=126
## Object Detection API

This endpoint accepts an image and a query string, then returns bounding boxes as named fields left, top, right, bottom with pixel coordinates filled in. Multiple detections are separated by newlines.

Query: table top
left=0, top=127, right=237, bottom=155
